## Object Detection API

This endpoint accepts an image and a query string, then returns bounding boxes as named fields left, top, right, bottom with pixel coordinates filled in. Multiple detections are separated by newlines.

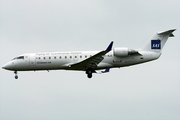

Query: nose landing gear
left=14, top=71, right=18, bottom=79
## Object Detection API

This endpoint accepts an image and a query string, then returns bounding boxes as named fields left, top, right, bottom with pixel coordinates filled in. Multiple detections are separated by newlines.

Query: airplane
left=2, top=29, right=176, bottom=79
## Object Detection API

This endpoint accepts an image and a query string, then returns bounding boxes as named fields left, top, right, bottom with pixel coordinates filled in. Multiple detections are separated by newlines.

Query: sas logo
left=151, top=40, right=161, bottom=49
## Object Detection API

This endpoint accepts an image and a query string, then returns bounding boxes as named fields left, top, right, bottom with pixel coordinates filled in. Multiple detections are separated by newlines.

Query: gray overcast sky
left=0, top=0, right=180, bottom=120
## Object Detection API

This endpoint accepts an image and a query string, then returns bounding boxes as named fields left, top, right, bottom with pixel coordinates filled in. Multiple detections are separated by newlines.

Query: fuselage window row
left=34, top=55, right=92, bottom=61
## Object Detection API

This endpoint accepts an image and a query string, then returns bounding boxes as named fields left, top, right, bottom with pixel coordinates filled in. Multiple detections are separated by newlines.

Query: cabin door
left=29, top=54, right=36, bottom=65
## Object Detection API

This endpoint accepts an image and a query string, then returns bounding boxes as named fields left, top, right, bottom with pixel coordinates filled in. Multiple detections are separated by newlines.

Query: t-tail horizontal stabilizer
left=158, top=29, right=176, bottom=37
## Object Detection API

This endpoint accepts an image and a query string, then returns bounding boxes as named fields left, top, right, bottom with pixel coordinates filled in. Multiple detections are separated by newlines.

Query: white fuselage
left=2, top=29, right=175, bottom=79
left=3, top=50, right=161, bottom=71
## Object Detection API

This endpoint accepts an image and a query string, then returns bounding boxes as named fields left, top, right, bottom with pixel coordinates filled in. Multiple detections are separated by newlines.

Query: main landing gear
left=86, top=69, right=92, bottom=78
left=14, top=71, right=18, bottom=79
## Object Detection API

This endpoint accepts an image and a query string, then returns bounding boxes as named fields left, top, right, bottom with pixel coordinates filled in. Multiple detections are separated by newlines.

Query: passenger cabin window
left=59, top=56, right=61, bottom=59
left=49, top=57, right=51, bottom=59
left=44, top=57, right=46, bottom=59
left=54, top=56, right=56, bottom=59
left=65, top=56, right=67, bottom=59
left=70, top=56, right=72, bottom=59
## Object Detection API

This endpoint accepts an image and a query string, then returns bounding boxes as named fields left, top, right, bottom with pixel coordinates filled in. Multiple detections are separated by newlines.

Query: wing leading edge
left=68, top=41, right=113, bottom=71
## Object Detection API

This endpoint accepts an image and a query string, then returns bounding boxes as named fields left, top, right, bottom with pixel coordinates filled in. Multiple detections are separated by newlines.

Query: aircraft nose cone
left=2, top=63, right=9, bottom=70
left=2, top=62, right=14, bottom=70
left=2, top=65, right=5, bottom=69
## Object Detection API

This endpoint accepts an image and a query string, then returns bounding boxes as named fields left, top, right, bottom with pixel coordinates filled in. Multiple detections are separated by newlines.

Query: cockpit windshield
left=17, top=56, right=24, bottom=59
left=12, top=56, right=24, bottom=60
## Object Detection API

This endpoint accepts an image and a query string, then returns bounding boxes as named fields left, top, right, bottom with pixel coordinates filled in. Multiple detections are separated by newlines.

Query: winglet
left=105, top=41, right=113, bottom=51
left=104, top=68, right=110, bottom=72
left=101, top=68, right=110, bottom=73
left=96, top=68, right=110, bottom=74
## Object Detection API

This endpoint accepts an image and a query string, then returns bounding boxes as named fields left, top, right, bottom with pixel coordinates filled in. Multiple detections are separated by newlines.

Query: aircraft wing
left=68, top=41, right=113, bottom=70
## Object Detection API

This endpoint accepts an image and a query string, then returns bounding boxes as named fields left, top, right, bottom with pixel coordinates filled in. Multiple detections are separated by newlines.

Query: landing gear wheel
left=86, top=69, right=93, bottom=78
left=15, top=76, right=18, bottom=79
left=14, top=71, right=18, bottom=79
left=87, top=74, right=92, bottom=78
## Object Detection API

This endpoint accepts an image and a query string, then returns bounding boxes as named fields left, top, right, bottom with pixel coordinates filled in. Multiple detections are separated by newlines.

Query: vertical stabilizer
left=142, top=29, right=176, bottom=52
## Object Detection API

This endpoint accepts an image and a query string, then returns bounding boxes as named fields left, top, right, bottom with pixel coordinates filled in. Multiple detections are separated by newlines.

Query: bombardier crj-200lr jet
left=2, top=29, right=176, bottom=79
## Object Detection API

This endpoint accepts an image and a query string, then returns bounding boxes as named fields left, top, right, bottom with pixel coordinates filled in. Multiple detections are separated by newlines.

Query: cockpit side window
left=17, top=56, right=24, bottom=59
left=12, top=56, right=24, bottom=60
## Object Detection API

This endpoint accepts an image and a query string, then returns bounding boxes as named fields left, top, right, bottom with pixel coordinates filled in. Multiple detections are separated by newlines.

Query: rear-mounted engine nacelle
left=113, top=47, right=138, bottom=57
